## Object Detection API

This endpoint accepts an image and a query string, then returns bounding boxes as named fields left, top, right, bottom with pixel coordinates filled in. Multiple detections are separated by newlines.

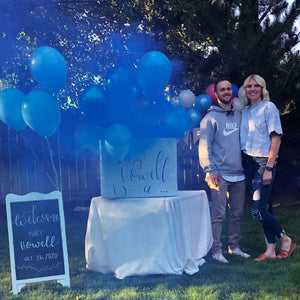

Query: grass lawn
left=0, top=200, right=299, bottom=300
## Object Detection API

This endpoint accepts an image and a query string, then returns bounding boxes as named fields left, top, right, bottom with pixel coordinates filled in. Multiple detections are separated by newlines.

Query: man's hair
left=214, top=77, right=231, bottom=92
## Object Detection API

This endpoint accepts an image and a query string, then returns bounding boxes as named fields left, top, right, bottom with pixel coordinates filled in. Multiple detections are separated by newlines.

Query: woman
left=240, top=74, right=296, bottom=261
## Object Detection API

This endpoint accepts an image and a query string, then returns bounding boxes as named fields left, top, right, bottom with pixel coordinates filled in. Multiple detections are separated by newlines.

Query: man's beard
left=218, top=97, right=232, bottom=105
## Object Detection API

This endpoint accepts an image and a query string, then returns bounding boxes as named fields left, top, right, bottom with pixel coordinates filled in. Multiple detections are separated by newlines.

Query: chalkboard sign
left=6, top=191, right=70, bottom=294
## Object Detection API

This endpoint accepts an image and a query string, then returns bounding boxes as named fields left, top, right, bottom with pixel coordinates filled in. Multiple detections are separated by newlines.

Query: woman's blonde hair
left=240, top=74, right=270, bottom=106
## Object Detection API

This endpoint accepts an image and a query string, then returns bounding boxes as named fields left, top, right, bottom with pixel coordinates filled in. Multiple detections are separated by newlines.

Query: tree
left=1, top=0, right=299, bottom=108
left=135, top=0, right=300, bottom=109
left=0, top=0, right=299, bottom=193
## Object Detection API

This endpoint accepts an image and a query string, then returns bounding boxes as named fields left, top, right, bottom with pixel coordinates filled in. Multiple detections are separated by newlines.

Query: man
left=198, top=78, right=250, bottom=263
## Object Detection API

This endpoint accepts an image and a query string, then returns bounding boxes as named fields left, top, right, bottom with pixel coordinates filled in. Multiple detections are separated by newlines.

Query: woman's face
left=245, top=78, right=262, bottom=105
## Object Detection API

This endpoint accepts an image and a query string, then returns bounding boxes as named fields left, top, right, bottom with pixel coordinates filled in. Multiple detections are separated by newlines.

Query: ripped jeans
left=242, top=153, right=285, bottom=244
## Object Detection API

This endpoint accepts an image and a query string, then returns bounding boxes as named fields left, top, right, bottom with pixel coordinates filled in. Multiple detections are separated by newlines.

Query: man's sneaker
left=228, top=247, right=251, bottom=258
left=212, top=253, right=229, bottom=263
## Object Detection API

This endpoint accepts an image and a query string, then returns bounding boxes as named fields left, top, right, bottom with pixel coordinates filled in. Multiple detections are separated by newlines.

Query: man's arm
left=198, top=117, right=219, bottom=189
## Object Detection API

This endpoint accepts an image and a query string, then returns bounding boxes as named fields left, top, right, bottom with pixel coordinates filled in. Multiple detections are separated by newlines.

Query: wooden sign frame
left=5, top=191, right=70, bottom=294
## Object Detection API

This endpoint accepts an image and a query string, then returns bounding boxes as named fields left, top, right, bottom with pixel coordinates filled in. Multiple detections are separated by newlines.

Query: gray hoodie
left=198, top=105, right=244, bottom=177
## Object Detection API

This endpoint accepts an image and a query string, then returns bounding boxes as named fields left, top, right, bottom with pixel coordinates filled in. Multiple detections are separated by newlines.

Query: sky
left=275, top=0, right=299, bottom=51
left=287, top=0, right=299, bottom=51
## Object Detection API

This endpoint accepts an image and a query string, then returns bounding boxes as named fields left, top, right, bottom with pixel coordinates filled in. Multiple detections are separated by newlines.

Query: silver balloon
left=238, top=86, right=243, bottom=99
left=178, top=89, right=195, bottom=108
left=232, top=97, right=244, bottom=112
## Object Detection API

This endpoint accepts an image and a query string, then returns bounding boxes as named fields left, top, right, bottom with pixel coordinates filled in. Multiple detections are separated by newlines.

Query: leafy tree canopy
left=0, top=0, right=299, bottom=110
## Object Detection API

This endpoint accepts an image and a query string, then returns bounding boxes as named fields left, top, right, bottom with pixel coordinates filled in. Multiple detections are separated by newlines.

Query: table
left=85, top=190, right=213, bottom=279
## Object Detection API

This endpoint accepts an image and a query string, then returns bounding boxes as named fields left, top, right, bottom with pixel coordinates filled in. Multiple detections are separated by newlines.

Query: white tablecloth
left=85, top=190, right=213, bottom=279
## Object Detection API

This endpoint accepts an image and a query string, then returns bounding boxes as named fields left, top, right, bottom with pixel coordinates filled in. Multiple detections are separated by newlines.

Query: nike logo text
left=223, top=128, right=239, bottom=136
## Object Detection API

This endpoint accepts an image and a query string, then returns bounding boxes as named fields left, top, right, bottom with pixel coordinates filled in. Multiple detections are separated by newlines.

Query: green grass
left=0, top=206, right=299, bottom=300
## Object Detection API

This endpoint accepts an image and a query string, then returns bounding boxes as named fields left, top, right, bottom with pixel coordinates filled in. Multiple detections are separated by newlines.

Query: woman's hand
left=262, top=169, right=272, bottom=185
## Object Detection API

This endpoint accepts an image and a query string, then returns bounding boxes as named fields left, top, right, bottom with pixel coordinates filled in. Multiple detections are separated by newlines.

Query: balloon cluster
left=0, top=47, right=192, bottom=162
left=77, top=50, right=192, bottom=161
left=0, top=46, right=66, bottom=137
left=178, top=88, right=212, bottom=127
left=0, top=45, right=245, bottom=162
left=177, top=82, right=244, bottom=127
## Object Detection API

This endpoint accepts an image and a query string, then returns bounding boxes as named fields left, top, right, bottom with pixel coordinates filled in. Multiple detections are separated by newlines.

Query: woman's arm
left=262, top=132, right=281, bottom=185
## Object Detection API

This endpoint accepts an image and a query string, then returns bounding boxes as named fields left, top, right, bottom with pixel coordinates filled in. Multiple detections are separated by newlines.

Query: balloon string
left=46, top=136, right=61, bottom=191
left=56, top=131, right=62, bottom=191
left=21, top=132, right=58, bottom=190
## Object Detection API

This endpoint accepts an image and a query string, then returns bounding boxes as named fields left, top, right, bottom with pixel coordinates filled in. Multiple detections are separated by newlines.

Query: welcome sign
left=6, top=191, right=70, bottom=294
left=100, top=138, right=178, bottom=198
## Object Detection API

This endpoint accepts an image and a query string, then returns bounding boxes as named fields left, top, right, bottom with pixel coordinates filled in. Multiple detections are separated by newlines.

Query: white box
left=100, top=138, right=178, bottom=198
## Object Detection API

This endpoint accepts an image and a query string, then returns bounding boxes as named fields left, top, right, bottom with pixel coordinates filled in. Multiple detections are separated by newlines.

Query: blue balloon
left=160, top=105, right=191, bottom=139
left=106, top=66, right=141, bottom=103
left=22, top=90, right=61, bottom=137
left=80, top=86, right=110, bottom=126
left=137, top=51, right=172, bottom=97
left=187, top=107, right=202, bottom=127
left=232, top=84, right=238, bottom=98
left=195, top=94, right=212, bottom=112
left=104, top=123, right=132, bottom=162
left=0, top=88, right=26, bottom=131
left=30, top=46, right=68, bottom=93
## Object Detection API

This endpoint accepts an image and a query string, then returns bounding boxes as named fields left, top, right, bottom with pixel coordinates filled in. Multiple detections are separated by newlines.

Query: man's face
left=215, top=80, right=232, bottom=105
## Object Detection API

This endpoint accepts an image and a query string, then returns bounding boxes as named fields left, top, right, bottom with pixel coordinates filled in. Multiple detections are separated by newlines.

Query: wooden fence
left=0, top=124, right=208, bottom=206
left=1, top=123, right=297, bottom=207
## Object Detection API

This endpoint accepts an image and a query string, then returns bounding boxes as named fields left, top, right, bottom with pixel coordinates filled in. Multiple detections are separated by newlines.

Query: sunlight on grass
left=109, top=287, right=139, bottom=300
left=184, top=285, right=220, bottom=300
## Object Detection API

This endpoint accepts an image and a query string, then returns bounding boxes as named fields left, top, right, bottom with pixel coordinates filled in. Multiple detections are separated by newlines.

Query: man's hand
left=205, top=174, right=220, bottom=190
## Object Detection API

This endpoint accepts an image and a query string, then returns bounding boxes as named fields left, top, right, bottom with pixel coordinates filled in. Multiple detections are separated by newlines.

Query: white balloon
left=238, top=86, right=243, bottom=99
left=178, top=89, right=195, bottom=108
left=232, top=97, right=244, bottom=112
